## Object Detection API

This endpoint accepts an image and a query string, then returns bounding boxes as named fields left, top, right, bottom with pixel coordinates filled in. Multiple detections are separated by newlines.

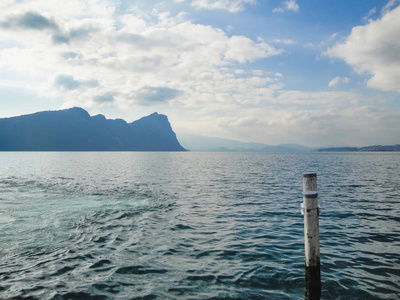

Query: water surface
left=0, top=152, right=399, bottom=299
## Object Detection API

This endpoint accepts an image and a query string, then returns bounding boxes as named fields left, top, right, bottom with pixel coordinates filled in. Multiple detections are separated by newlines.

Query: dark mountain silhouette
left=0, top=107, right=187, bottom=151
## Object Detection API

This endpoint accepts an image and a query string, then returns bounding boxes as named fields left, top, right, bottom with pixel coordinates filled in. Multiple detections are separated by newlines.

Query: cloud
left=55, top=75, right=98, bottom=90
left=273, top=0, right=299, bottom=13
left=0, top=10, right=100, bottom=45
left=328, top=76, right=349, bottom=87
left=136, top=87, right=182, bottom=104
left=0, top=11, right=59, bottom=31
left=0, top=1, right=282, bottom=110
left=61, top=52, right=79, bottom=59
left=328, top=77, right=340, bottom=87
left=189, top=0, right=256, bottom=12
left=272, top=39, right=296, bottom=45
left=225, top=36, right=282, bottom=63
left=52, top=33, right=69, bottom=44
left=55, top=75, right=80, bottom=90
left=53, top=25, right=101, bottom=45
left=94, top=92, right=115, bottom=103
left=170, top=87, right=388, bottom=146
left=326, top=4, right=400, bottom=93
left=285, top=0, right=299, bottom=12
left=190, top=105, right=400, bottom=147
left=381, top=0, right=400, bottom=15
left=273, top=90, right=360, bottom=107
left=363, top=7, right=377, bottom=22
left=180, top=102, right=400, bottom=147
left=0, top=11, right=68, bottom=44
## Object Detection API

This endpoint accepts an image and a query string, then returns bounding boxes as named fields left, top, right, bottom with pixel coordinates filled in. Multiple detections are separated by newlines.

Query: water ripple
left=0, top=152, right=399, bottom=299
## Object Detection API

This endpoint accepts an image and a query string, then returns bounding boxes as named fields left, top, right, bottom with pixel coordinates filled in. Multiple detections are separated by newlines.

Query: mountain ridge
left=1, top=108, right=398, bottom=152
left=0, top=107, right=187, bottom=151
left=178, top=134, right=400, bottom=152
left=178, top=134, right=316, bottom=152
left=319, top=145, right=400, bottom=152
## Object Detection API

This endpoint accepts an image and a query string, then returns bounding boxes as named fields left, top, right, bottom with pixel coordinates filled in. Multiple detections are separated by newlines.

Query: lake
left=0, top=152, right=399, bottom=299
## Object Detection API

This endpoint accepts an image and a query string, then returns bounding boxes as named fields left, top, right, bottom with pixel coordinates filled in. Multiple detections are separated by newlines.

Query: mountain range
left=178, top=134, right=315, bottom=152
left=0, top=107, right=186, bottom=151
left=1, top=108, right=398, bottom=152
left=318, top=145, right=400, bottom=152
left=178, top=135, right=400, bottom=152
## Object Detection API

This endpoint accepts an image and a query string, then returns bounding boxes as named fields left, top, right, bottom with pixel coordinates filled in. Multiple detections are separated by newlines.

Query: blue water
left=0, top=152, right=399, bottom=299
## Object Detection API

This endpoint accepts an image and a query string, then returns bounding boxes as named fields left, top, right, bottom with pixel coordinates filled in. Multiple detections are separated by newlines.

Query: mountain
left=178, top=134, right=316, bottom=152
left=319, top=145, right=400, bottom=152
left=0, top=107, right=186, bottom=151
left=359, top=145, right=400, bottom=151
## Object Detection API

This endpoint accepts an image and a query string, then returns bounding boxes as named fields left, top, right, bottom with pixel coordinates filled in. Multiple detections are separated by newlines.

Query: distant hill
left=319, top=145, right=400, bottom=152
left=178, top=134, right=316, bottom=152
left=0, top=107, right=187, bottom=151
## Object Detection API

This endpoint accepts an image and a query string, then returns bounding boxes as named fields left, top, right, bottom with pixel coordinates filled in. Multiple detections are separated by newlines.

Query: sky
left=0, top=0, right=400, bottom=147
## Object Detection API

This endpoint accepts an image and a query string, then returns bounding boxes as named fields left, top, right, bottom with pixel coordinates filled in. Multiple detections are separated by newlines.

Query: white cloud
left=326, top=4, right=400, bottom=94
left=328, top=77, right=340, bottom=87
left=329, top=33, right=337, bottom=40
left=225, top=36, right=282, bottom=63
left=170, top=86, right=400, bottom=147
left=273, top=39, right=296, bottom=45
left=190, top=0, right=256, bottom=13
left=180, top=104, right=400, bottom=147
left=252, top=70, right=264, bottom=76
left=285, top=0, right=299, bottom=12
left=381, top=0, right=400, bottom=15
left=274, top=90, right=360, bottom=107
left=328, top=76, right=349, bottom=87
left=363, top=7, right=377, bottom=22
left=0, top=0, right=281, bottom=110
left=273, top=0, right=299, bottom=13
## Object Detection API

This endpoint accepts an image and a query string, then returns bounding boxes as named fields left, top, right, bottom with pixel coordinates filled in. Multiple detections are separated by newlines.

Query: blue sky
left=0, top=0, right=399, bottom=147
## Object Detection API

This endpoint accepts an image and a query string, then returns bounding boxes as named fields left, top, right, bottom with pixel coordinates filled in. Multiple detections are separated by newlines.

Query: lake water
left=0, top=152, right=399, bottom=299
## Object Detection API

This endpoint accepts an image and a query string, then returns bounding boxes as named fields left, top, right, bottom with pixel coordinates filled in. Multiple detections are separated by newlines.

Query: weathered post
left=302, top=172, right=321, bottom=299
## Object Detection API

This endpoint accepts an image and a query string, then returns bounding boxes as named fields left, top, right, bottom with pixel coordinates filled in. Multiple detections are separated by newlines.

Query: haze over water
left=0, top=152, right=399, bottom=299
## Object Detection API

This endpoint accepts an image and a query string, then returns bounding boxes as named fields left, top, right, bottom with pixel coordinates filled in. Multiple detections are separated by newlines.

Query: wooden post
left=302, top=172, right=321, bottom=299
